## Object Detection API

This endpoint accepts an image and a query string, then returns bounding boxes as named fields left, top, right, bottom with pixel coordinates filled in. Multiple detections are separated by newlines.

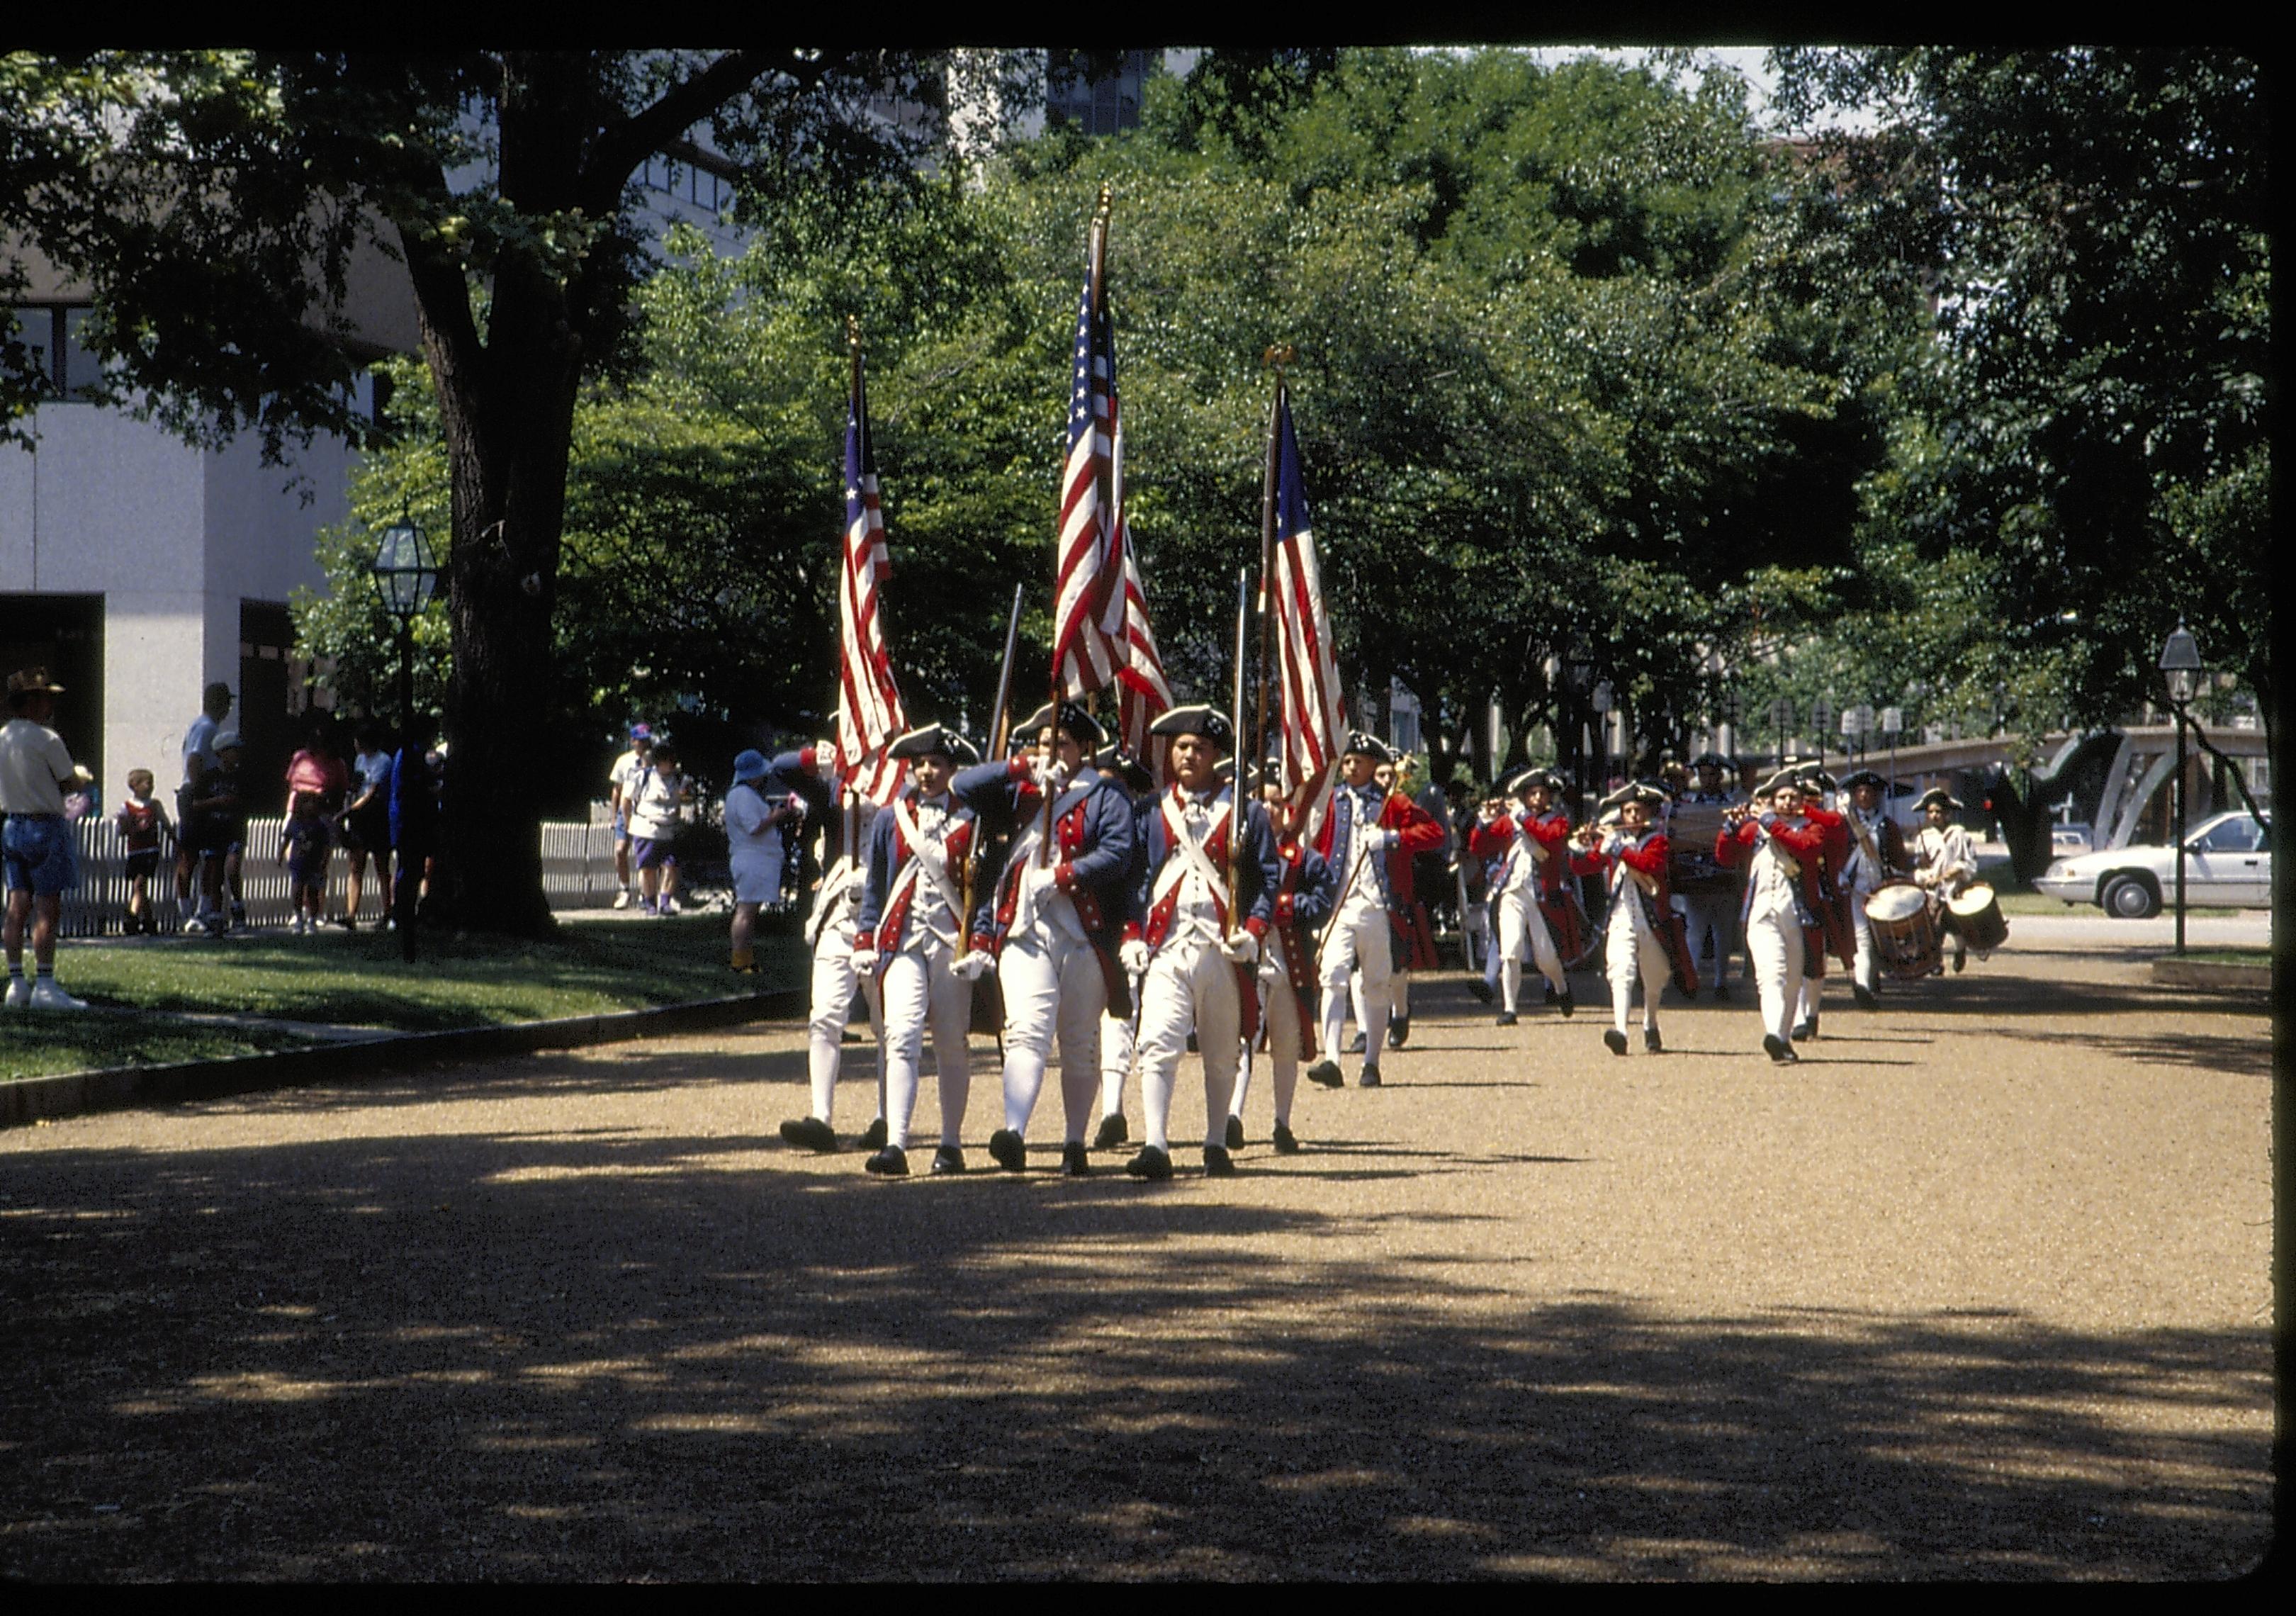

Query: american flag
left=1052, top=225, right=1124, bottom=701
left=1270, top=382, right=1346, bottom=832
left=836, top=351, right=908, bottom=807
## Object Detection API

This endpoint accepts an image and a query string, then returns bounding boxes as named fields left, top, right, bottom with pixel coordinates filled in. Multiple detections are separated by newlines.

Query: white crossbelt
left=886, top=795, right=965, bottom=940
left=806, top=856, right=863, bottom=947
left=1152, top=793, right=1233, bottom=926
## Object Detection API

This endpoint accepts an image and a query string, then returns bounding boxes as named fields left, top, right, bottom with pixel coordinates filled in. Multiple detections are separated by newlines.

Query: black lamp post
left=370, top=515, right=440, bottom=955
left=1563, top=642, right=1596, bottom=817
left=2159, top=623, right=2204, bottom=955
left=1769, top=697, right=1794, bottom=769
left=1808, top=694, right=1835, bottom=775
left=1591, top=680, right=1614, bottom=796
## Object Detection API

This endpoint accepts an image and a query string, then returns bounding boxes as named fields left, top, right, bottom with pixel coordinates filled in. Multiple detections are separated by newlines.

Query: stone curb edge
left=2148, top=958, right=2272, bottom=993
left=1, top=988, right=808, bottom=1131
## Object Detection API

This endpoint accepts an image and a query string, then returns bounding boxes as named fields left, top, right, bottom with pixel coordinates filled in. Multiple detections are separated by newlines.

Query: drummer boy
left=1911, top=787, right=1982, bottom=973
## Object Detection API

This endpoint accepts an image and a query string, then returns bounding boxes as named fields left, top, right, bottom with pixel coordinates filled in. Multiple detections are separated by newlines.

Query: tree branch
left=579, top=49, right=824, bottom=215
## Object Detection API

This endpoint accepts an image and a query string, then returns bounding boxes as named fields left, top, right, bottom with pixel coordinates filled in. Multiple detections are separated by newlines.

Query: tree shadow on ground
left=0, top=1112, right=2269, bottom=1581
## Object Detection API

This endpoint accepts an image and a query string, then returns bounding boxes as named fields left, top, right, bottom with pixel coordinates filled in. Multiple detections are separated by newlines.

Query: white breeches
left=1135, top=937, right=1242, bottom=1153
left=1319, top=903, right=1392, bottom=1062
left=1849, top=882, right=1880, bottom=990
left=1100, top=967, right=1144, bottom=1118
left=1745, top=909, right=1807, bottom=1044
left=996, top=928, right=1106, bottom=1141
left=1232, top=933, right=1305, bottom=1126
left=1605, top=908, right=1672, bottom=1033
left=806, top=908, right=884, bottom=1123
left=1495, top=885, right=1565, bottom=1011
left=879, top=939, right=972, bottom=1150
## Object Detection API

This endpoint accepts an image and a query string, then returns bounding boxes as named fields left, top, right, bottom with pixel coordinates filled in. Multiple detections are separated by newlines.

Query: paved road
left=1, top=931, right=2270, bottom=1580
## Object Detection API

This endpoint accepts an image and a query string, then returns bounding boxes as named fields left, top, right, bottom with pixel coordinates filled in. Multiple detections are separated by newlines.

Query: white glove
left=1028, top=753, right=1072, bottom=790
left=848, top=948, right=878, bottom=975
left=1364, top=826, right=1396, bottom=853
left=1219, top=931, right=1259, bottom=965
left=951, top=950, right=994, bottom=980
left=1022, top=862, right=1062, bottom=899
left=1120, top=938, right=1151, bottom=975
left=811, top=741, right=838, bottom=780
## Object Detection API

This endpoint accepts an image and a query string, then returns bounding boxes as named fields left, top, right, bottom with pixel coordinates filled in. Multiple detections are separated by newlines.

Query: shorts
left=614, top=809, right=631, bottom=843
left=3, top=814, right=79, bottom=898
left=193, top=817, right=244, bottom=858
left=633, top=838, right=678, bottom=871
left=289, top=853, right=330, bottom=889
left=125, top=848, right=161, bottom=882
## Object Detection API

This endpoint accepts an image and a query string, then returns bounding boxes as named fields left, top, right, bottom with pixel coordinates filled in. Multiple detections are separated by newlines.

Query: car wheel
left=2100, top=873, right=2161, bottom=920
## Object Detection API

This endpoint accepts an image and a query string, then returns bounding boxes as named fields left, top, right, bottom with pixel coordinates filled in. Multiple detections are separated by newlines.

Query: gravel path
left=0, top=937, right=2270, bottom=1580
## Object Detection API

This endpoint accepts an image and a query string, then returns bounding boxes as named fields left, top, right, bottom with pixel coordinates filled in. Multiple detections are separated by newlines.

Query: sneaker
left=778, top=1116, right=838, bottom=1153
left=4, top=977, right=28, bottom=1010
left=334, top=914, right=357, bottom=931
left=28, top=979, right=87, bottom=1011
left=1388, top=1016, right=1409, bottom=1049
left=638, top=897, right=658, bottom=916
left=230, top=904, right=247, bottom=929
left=1468, top=977, right=1494, bottom=1004
left=660, top=897, right=680, bottom=916
left=613, top=888, right=633, bottom=910
left=1495, top=1010, right=1518, bottom=1027
left=1558, top=987, right=1575, bottom=1019
left=1346, top=1031, right=1367, bottom=1054
left=1059, top=1142, right=1091, bottom=1178
left=857, top=1117, right=889, bottom=1151
left=1764, top=1033, right=1799, bottom=1064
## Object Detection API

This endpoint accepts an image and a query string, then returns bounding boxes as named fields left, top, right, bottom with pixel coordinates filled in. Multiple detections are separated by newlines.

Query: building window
left=1046, top=50, right=1152, bottom=137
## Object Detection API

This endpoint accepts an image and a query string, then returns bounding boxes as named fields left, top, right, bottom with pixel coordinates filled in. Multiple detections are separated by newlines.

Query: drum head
left=1867, top=885, right=1927, bottom=923
left=1947, top=882, right=1996, bottom=917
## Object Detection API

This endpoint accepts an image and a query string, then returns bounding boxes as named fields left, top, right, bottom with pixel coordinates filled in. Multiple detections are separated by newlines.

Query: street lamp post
left=1769, top=697, right=1794, bottom=769
left=1809, top=695, right=1836, bottom=775
left=2159, top=624, right=2204, bottom=955
left=1590, top=680, right=1614, bottom=797
left=1880, top=705, right=1904, bottom=801
left=371, top=515, right=441, bottom=958
left=1563, top=642, right=1595, bottom=819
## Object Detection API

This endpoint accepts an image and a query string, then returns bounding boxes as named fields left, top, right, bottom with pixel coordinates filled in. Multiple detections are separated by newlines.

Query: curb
left=1, top=987, right=807, bottom=1131
left=2149, top=958, right=2271, bottom=994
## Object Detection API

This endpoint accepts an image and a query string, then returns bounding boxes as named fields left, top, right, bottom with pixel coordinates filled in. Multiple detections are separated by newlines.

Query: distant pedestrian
left=626, top=740, right=690, bottom=915
left=280, top=790, right=333, bottom=935
left=1, top=667, right=91, bottom=1009
left=339, top=722, right=394, bottom=930
left=113, top=767, right=175, bottom=936
left=174, top=680, right=232, bottom=931
left=186, top=731, right=249, bottom=935
left=724, top=748, right=798, bottom=973
left=390, top=714, right=441, bottom=961
left=607, top=723, right=653, bottom=909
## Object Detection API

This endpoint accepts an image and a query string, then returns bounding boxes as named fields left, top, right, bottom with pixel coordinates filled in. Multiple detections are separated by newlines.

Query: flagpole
left=1227, top=565, right=1250, bottom=910
left=1255, top=349, right=1290, bottom=835
left=843, top=315, right=865, bottom=863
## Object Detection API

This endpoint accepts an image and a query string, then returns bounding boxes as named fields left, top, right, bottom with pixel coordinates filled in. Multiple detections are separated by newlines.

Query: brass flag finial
left=1264, top=343, right=1296, bottom=370
left=1096, top=181, right=1113, bottom=220
left=845, top=313, right=862, bottom=351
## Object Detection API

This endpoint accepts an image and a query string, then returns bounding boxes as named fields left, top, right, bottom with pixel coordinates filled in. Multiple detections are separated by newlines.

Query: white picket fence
left=49, top=817, right=624, bottom=938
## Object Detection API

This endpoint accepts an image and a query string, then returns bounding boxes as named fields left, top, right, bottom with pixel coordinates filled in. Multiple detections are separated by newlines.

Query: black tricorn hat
left=889, top=723, right=979, bottom=765
left=1758, top=768, right=1805, bottom=797
left=1149, top=703, right=1234, bottom=754
left=1841, top=768, right=1886, bottom=791
left=1691, top=751, right=1731, bottom=771
left=1342, top=729, right=1392, bottom=763
left=1917, top=787, right=1964, bottom=812
left=1093, top=744, right=1157, bottom=795
left=1012, top=700, right=1105, bottom=748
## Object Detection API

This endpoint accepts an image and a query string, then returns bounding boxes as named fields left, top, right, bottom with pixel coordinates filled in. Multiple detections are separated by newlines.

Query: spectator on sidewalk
left=607, top=723, right=653, bottom=909
left=186, top=731, right=249, bottom=935
left=114, top=767, right=176, bottom=936
left=390, top=714, right=441, bottom=963
left=725, top=748, right=798, bottom=972
left=174, top=681, right=232, bottom=931
left=281, top=790, right=333, bottom=936
left=1, top=667, right=91, bottom=1009
left=626, top=739, right=690, bottom=916
left=339, top=721, right=393, bottom=931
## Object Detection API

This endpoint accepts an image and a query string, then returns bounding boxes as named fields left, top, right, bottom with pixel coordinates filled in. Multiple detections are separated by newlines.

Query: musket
left=960, top=580, right=1025, bottom=958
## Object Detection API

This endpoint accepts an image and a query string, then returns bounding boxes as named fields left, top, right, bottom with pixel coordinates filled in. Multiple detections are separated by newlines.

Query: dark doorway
left=240, top=601, right=296, bottom=814
left=0, top=593, right=103, bottom=786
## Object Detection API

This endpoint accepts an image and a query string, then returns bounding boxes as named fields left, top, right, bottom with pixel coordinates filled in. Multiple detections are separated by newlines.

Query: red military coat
left=1717, top=814, right=1833, bottom=975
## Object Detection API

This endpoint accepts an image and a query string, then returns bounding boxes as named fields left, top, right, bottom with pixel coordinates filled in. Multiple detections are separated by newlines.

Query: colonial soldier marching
left=952, top=700, right=1137, bottom=1177
left=1116, top=705, right=1283, bottom=1179
left=1837, top=766, right=1911, bottom=1006
left=1304, top=732, right=1446, bottom=1090
left=1791, top=761, right=1857, bottom=1042
left=1679, top=751, right=1744, bottom=1001
left=1912, top=786, right=1983, bottom=972
left=1228, top=765, right=1338, bottom=1154
left=1465, top=767, right=1577, bottom=1028
left=772, top=729, right=889, bottom=1155
left=1717, top=769, right=1833, bottom=1062
left=849, top=723, right=985, bottom=1176
left=1091, top=744, right=1160, bottom=1152
left=1573, top=781, right=1698, bottom=1056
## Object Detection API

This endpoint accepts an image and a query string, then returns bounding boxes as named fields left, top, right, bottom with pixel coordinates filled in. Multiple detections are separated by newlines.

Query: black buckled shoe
left=1203, top=1145, right=1237, bottom=1177
left=1224, top=1114, right=1245, bottom=1151
left=1789, top=1021, right=1815, bottom=1044
left=930, top=1145, right=967, bottom=1175
left=1092, top=1112, right=1130, bottom=1150
left=1357, top=1064, right=1382, bottom=1088
left=1852, top=984, right=1879, bottom=1011
left=1495, top=1010, right=1519, bottom=1027
left=865, top=1145, right=908, bottom=1176
left=988, top=1129, right=1027, bottom=1172
left=1603, top=1029, right=1628, bottom=1057
left=1388, top=1016, right=1409, bottom=1049
left=1125, top=1145, right=1174, bottom=1181
left=1764, top=1033, right=1799, bottom=1064
left=1346, top=1031, right=1368, bottom=1055
left=1468, top=977, right=1494, bottom=1004
left=1643, top=1026, right=1663, bottom=1054
left=1060, top=1141, right=1091, bottom=1178
left=857, top=1116, right=889, bottom=1151
left=1306, top=1059, right=1344, bottom=1089
left=1271, top=1123, right=1300, bottom=1155
left=780, top=1116, right=838, bottom=1153
left=1558, top=987, right=1575, bottom=1019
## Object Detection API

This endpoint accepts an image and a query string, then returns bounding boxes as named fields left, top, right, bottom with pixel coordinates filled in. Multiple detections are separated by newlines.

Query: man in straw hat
left=1, top=668, right=90, bottom=1009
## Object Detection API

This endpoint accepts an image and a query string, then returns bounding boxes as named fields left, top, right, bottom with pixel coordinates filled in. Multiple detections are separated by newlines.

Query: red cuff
left=1243, top=916, right=1268, bottom=940
left=854, top=931, right=876, bottom=953
left=1008, top=756, right=1032, bottom=781
left=969, top=933, right=996, bottom=955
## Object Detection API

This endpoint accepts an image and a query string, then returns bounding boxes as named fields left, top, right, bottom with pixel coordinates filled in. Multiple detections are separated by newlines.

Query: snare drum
left=1945, top=882, right=2008, bottom=954
left=1864, top=881, right=1942, bottom=980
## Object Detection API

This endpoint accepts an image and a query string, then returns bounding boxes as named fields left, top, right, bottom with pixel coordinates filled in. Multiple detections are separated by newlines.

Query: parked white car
left=2033, top=810, right=2273, bottom=918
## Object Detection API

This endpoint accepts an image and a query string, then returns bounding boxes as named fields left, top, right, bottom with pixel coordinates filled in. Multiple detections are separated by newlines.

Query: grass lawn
left=6, top=914, right=806, bottom=1083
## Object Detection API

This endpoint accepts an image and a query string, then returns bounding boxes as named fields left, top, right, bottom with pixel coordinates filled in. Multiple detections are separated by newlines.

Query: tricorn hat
left=1148, top=703, right=1235, bottom=755
left=1011, top=700, right=1105, bottom=749
left=1598, top=780, right=1667, bottom=814
left=1759, top=768, right=1805, bottom=797
left=889, top=722, right=979, bottom=765
left=1342, top=729, right=1392, bottom=763
left=1842, top=768, right=1886, bottom=792
left=1917, top=787, right=1964, bottom=812
left=1794, top=761, right=1837, bottom=792
left=1093, top=744, right=1157, bottom=795
left=1691, top=751, right=1731, bottom=771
